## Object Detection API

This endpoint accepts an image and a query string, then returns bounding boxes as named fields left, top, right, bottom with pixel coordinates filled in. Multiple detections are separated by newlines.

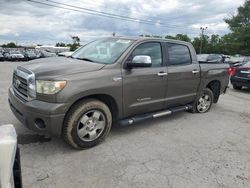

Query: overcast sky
left=0, top=0, right=245, bottom=45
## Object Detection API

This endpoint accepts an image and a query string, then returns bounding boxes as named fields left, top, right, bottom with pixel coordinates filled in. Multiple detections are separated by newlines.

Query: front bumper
left=8, top=87, right=69, bottom=135
left=231, top=76, right=250, bottom=87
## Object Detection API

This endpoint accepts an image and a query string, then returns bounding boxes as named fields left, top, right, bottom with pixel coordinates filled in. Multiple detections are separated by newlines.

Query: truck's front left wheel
left=63, top=99, right=112, bottom=149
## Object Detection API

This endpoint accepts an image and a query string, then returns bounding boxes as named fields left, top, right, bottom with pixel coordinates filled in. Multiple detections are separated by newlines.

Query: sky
left=0, top=0, right=246, bottom=45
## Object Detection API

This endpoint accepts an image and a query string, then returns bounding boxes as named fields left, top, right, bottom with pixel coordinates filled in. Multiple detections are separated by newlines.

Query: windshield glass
left=72, top=38, right=133, bottom=64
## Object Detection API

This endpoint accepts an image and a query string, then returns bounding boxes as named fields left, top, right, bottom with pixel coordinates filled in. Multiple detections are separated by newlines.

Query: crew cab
left=8, top=37, right=229, bottom=149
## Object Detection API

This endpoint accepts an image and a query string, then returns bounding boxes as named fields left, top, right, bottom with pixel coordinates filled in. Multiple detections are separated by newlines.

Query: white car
left=58, top=51, right=74, bottom=57
left=0, top=124, right=21, bottom=188
left=9, top=51, right=25, bottom=61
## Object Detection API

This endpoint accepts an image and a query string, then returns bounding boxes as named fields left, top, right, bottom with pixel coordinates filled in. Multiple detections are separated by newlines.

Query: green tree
left=71, top=36, right=80, bottom=45
left=56, top=42, right=66, bottom=47
left=175, top=34, right=191, bottom=42
left=192, top=37, right=201, bottom=53
left=224, top=0, right=250, bottom=54
left=2, top=42, right=17, bottom=48
left=68, top=35, right=81, bottom=51
left=165, top=35, right=176, bottom=40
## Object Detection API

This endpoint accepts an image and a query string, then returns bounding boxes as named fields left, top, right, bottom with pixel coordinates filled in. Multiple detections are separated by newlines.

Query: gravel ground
left=0, top=61, right=250, bottom=188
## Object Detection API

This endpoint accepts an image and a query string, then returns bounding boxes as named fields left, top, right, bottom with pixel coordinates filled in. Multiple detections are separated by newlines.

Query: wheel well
left=206, top=80, right=221, bottom=103
left=67, top=94, right=119, bottom=122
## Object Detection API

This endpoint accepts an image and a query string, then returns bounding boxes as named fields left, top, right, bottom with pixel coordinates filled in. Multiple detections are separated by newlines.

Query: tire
left=233, top=84, right=242, bottom=90
left=63, top=99, right=112, bottom=149
left=190, top=88, right=214, bottom=113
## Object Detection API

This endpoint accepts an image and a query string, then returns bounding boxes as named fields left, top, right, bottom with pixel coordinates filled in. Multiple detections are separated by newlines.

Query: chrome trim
left=137, top=97, right=151, bottom=102
left=153, top=110, right=172, bottom=118
left=13, top=67, right=36, bottom=101
left=241, top=71, right=250, bottom=74
left=112, top=76, right=122, bottom=81
left=234, top=76, right=250, bottom=80
left=192, top=70, right=200, bottom=74
left=128, top=119, right=133, bottom=124
left=15, top=68, right=30, bottom=80
left=157, top=72, right=168, bottom=76
left=132, top=55, right=152, bottom=64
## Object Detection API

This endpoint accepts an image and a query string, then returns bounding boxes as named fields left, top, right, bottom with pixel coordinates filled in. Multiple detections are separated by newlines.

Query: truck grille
left=12, top=67, right=34, bottom=101
left=13, top=73, right=28, bottom=98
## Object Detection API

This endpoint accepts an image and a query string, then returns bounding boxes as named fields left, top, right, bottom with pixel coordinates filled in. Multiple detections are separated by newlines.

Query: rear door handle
left=157, top=71, right=168, bottom=77
left=192, top=70, right=199, bottom=74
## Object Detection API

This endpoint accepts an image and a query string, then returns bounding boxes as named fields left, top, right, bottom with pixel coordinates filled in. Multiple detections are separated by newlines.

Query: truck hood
left=21, top=57, right=105, bottom=79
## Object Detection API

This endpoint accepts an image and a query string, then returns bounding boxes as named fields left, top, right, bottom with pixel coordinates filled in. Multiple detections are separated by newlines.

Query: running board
left=119, top=105, right=192, bottom=126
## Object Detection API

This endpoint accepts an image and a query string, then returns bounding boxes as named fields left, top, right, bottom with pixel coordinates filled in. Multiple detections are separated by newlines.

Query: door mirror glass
left=127, top=55, right=152, bottom=68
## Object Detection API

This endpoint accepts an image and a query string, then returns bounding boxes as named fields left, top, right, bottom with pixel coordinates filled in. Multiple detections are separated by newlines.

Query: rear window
left=167, top=43, right=192, bottom=65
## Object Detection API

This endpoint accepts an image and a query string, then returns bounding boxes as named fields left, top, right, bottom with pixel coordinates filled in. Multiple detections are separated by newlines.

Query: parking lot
left=0, top=61, right=250, bottom=188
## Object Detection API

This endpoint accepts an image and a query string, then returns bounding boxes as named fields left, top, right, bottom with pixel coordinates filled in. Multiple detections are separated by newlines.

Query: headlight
left=36, top=80, right=67, bottom=95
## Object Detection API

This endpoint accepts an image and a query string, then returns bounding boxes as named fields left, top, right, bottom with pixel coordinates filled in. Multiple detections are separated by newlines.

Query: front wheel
left=63, top=99, right=112, bottom=149
left=191, top=88, right=214, bottom=113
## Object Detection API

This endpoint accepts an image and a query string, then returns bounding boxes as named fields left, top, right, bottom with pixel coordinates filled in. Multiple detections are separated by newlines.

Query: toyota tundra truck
left=8, top=37, right=229, bottom=149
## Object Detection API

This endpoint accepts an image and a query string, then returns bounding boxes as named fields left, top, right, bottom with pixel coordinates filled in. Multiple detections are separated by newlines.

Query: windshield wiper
left=74, top=57, right=94, bottom=62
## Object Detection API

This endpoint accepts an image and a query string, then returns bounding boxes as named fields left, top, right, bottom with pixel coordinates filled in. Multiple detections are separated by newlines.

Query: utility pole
left=199, top=27, right=207, bottom=54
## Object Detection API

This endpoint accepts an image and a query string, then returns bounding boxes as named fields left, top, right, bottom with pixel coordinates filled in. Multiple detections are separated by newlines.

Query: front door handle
left=192, top=70, right=199, bottom=74
left=157, top=71, right=168, bottom=77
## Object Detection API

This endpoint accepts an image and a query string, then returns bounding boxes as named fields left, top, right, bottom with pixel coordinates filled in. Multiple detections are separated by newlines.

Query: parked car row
left=197, top=54, right=225, bottom=64
left=0, top=48, right=58, bottom=61
left=225, top=56, right=250, bottom=67
left=197, top=54, right=250, bottom=67
left=197, top=54, right=250, bottom=91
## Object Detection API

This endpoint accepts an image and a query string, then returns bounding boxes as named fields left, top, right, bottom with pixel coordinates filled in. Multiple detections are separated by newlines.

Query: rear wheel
left=63, top=99, right=112, bottom=149
left=190, top=88, right=214, bottom=113
left=233, top=84, right=242, bottom=90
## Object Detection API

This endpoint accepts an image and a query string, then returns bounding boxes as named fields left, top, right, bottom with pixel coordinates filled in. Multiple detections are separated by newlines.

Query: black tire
left=63, top=99, right=112, bottom=149
left=233, top=84, right=242, bottom=90
left=190, top=88, right=214, bottom=113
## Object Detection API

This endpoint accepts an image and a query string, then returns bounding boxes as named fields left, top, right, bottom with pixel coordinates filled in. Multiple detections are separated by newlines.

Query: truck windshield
left=71, top=38, right=133, bottom=64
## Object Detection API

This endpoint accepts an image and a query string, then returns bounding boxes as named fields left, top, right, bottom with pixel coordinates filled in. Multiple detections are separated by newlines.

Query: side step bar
left=119, top=105, right=192, bottom=126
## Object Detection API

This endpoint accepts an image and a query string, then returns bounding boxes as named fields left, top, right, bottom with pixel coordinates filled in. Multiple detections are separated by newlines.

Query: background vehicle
left=57, top=51, right=74, bottom=57
left=3, top=52, right=11, bottom=61
left=24, top=51, right=37, bottom=61
left=39, top=50, right=57, bottom=58
left=9, top=51, right=25, bottom=61
left=0, top=52, right=4, bottom=61
left=229, top=61, right=250, bottom=90
left=197, top=54, right=224, bottom=63
left=8, top=37, right=229, bottom=149
left=225, top=56, right=250, bottom=67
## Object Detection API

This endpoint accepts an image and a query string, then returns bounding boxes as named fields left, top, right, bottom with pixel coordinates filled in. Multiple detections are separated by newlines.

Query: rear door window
left=167, top=43, right=192, bottom=65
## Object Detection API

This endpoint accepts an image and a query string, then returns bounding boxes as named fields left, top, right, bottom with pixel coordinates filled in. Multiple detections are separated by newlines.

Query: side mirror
left=127, top=55, right=152, bottom=68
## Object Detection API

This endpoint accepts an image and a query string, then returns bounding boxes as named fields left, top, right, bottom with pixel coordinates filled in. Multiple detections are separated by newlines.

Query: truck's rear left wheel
left=190, top=88, right=214, bottom=113
left=63, top=99, right=112, bottom=149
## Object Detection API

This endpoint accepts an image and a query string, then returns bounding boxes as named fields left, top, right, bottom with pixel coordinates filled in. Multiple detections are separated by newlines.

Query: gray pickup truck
left=8, top=37, right=229, bottom=149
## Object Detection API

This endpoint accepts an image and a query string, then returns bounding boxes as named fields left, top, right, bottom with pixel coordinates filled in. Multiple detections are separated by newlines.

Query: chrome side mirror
left=127, top=55, right=152, bottom=68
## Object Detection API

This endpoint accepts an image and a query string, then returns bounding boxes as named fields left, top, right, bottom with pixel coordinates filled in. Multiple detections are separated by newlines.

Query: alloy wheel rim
left=77, top=110, right=106, bottom=142
left=197, top=94, right=211, bottom=113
